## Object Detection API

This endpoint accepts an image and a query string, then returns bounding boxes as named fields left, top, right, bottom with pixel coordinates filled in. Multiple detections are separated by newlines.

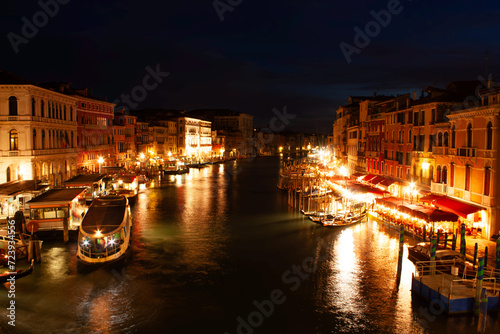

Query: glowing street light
left=98, top=156, right=104, bottom=173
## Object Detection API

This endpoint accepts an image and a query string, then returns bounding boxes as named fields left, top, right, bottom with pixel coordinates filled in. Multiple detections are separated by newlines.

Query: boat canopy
left=81, top=196, right=127, bottom=235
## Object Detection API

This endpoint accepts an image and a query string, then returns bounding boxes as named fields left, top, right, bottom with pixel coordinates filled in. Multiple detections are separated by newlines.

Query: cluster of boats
left=303, top=201, right=368, bottom=227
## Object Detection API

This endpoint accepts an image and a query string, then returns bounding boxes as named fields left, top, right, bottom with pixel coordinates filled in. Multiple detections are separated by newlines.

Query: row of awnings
left=376, top=194, right=484, bottom=221
left=356, top=173, right=396, bottom=187
left=334, top=179, right=389, bottom=196
left=419, top=194, right=484, bottom=218
left=375, top=197, right=459, bottom=222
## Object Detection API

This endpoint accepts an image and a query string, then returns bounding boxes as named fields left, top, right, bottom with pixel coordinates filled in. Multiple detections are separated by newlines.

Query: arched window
left=451, top=126, right=456, bottom=148
left=467, top=123, right=473, bottom=148
left=6, top=166, right=11, bottom=182
left=438, top=132, right=443, bottom=146
left=429, top=165, right=434, bottom=185
left=408, top=130, right=412, bottom=143
left=48, top=131, right=52, bottom=149
left=33, top=129, right=37, bottom=150
left=486, top=122, right=493, bottom=150
left=444, top=132, right=449, bottom=147
left=9, top=96, right=18, bottom=116
left=436, top=165, right=442, bottom=183
left=32, top=98, right=36, bottom=116
left=9, top=130, right=18, bottom=150
left=64, top=106, right=67, bottom=120
left=70, top=107, right=73, bottom=121
left=40, top=100, right=45, bottom=117
left=442, top=166, right=448, bottom=185
left=71, top=131, right=74, bottom=148
left=42, top=130, right=45, bottom=149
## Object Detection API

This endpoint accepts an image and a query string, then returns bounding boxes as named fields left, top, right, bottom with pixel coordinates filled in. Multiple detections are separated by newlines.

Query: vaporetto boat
left=76, top=195, right=132, bottom=265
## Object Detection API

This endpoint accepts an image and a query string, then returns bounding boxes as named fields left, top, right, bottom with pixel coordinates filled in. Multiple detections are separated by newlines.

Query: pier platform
left=412, top=273, right=499, bottom=314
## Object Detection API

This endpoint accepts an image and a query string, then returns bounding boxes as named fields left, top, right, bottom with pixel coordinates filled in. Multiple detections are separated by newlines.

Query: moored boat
left=110, top=174, right=138, bottom=203
left=321, top=211, right=367, bottom=227
left=76, top=195, right=132, bottom=265
left=0, top=259, right=34, bottom=283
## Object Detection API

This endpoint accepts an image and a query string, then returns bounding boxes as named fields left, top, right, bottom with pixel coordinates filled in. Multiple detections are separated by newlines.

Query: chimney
left=413, top=91, right=417, bottom=100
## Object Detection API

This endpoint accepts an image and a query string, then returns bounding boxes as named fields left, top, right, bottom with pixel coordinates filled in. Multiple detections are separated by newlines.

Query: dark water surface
left=1, top=157, right=499, bottom=333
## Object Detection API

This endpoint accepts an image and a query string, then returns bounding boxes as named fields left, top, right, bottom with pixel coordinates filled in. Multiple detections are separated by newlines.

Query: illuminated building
left=0, top=70, right=78, bottom=185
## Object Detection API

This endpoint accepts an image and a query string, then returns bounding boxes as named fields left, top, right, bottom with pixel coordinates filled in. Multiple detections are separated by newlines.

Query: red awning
left=419, top=193, right=446, bottom=204
left=378, top=178, right=396, bottom=187
left=398, top=203, right=458, bottom=222
left=362, top=174, right=377, bottom=181
left=434, top=197, right=484, bottom=218
left=375, top=196, right=401, bottom=209
left=368, top=175, right=385, bottom=185
left=351, top=172, right=365, bottom=178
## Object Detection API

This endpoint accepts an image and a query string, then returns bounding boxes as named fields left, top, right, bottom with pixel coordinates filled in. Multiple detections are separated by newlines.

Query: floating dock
left=412, top=264, right=499, bottom=314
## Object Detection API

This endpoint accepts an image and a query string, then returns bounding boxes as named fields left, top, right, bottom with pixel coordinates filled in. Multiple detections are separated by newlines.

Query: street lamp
left=98, top=157, right=104, bottom=174
left=407, top=181, right=416, bottom=204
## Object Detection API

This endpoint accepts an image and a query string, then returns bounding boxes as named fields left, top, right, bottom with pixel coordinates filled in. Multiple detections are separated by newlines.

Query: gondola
left=0, top=259, right=34, bottom=284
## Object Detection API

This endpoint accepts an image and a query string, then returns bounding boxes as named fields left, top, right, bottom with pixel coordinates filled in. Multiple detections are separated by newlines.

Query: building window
left=486, top=122, right=493, bottom=150
left=451, top=126, right=456, bottom=148
left=42, top=130, right=45, bottom=149
left=484, top=167, right=491, bottom=196
left=41, top=100, right=45, bottom=117
left=436, top=165, right=442, bottom=183
left=33, top=129, right=36, bottom=150
left=442, top=166, right=448, bottom=185
left=465, top=165, right=471, bottom=191
left=438, top=132, right=443, bottom=146
left=32, top=98, right=36, bottom=116
left=467, top=123, right=472, bottom=148
left=444, top=132, right=449, bottom=147
left=9, top=96, right=18, bottom=116
left=450, top=164, right=454, bottom=187
left=408, top=130, right=411, bottom=143
left=9, top=130, right=19, bottom=150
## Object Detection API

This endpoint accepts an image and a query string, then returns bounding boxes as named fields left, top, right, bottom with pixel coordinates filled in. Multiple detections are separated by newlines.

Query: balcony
left=432, top=146, right=448, bottom=156
left=457, top=147, right=476, bottom=158
left=430, top=181, right=447, bottom=195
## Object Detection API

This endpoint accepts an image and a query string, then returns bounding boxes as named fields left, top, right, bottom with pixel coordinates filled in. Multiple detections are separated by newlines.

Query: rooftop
left=27, top=188, right=86, bottom=205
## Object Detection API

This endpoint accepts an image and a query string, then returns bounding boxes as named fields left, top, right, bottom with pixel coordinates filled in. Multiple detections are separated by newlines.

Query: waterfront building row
left=332, top=81, right=500, bottom=239
left=0, top=70, right=262, bottom=184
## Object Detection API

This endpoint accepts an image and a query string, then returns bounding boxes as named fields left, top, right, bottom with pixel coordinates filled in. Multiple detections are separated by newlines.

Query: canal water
left=1, top=156, right=499, bottom=334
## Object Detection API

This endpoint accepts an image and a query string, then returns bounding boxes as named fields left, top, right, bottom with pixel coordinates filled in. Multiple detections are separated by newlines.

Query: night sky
left=2, top=0, right=500, bottom=133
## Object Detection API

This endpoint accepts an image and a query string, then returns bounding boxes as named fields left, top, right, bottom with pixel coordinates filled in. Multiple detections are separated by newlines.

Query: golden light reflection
left=326, top=229, right=363, bottom=314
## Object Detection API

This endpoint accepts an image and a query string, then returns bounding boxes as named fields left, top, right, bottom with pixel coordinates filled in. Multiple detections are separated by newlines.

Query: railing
left=79, top=243, right=122, bottom=259
left=457, top=147, right=476, bottom=157
left=432, top=146, right=449, bottom=155
left=31, top=148, right=79, bottom=155
left=431, top=181, right=447, bottom=194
